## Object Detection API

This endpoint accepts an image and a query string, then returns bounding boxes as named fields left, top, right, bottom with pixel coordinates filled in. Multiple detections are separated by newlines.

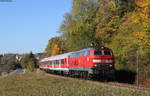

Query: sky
left=0, top=0, right=72, bottom=54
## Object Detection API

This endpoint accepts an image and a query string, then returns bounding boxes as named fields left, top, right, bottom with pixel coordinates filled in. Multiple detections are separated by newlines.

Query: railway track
left=106, top=82, right=150, bottom=91
left=44, top=72, right=150, bottom=91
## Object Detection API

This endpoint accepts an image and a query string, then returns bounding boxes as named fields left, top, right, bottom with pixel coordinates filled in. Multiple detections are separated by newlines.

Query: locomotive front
left=89, top=46, right=115, bottom=80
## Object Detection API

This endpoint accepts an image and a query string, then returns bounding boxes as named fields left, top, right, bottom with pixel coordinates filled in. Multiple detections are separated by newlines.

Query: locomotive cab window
left=94, top=50, right=102, bottom=56
left=104, top=50, right=112, bottom=56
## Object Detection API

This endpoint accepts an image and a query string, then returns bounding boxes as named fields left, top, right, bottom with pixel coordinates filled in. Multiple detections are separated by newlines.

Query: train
left=39, top=46, right=115, bottom=81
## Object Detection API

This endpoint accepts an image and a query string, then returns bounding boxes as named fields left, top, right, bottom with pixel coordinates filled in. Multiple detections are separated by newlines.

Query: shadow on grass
left=115, top=69, right=136, bottom=84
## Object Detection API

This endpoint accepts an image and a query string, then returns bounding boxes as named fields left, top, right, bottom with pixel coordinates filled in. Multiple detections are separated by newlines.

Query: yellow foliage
left=26, top=62, right=34, bottom=72
left=132, top=32, right=150, bottom=47
left=129, top=14, right=140, bottom=24
left=128, top=0, right=150, bottom=27
left=136, top=0, right=150, bottom=13
left=136, top=0, right=150, bottom=7
left=44, top=37, right=65, bottom=56
left=51, top=44, right=60, bottom=56
left=129, top=12, right=149, bottom=25
left=133, top=32, right=145, bottom=37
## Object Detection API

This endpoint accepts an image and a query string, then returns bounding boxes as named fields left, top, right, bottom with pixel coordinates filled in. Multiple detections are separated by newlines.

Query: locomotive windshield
left=94, top=50, right=102, bottom=56
left=104, top=50, right=112, bottom=56
left=94, top=49, right=112, bottom=56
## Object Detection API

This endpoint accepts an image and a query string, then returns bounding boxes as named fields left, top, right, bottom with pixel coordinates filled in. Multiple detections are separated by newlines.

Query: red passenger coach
left=39, top=52, right=72, bottom=74
left=39, top=46, right=115, bottom=80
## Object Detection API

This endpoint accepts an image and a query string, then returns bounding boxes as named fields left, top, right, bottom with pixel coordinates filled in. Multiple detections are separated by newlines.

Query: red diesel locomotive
left=39, top=46, right=115, bottom=80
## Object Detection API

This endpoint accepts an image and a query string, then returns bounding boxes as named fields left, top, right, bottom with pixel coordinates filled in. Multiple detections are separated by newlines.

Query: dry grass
left=0, top=71, right=150, bottom=96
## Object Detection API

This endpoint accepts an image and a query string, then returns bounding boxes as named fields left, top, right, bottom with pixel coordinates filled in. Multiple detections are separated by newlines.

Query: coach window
left=59, top=60, right=60, bottom=64
left=44, top=62, right=46, bottom=65
left=55, top=60, right=57, bottom=65
left=52, top=60, right=54, bottom=65
left=55, top=60, right=58, bottom=65
left=56, top=60, right=59, bottom=65
left=57, top=60, right=59, bottom=65
left=41, top=62, right=43, bottom=65
left=61, top=59, right=64, bottom=64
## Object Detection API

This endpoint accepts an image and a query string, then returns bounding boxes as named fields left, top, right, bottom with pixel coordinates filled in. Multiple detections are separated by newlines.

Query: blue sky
left=0, top=0, right=71, bottom=54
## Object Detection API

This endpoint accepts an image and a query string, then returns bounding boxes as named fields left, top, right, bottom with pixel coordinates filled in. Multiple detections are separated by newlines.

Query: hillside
left=0, top=72, right=149, bottom=96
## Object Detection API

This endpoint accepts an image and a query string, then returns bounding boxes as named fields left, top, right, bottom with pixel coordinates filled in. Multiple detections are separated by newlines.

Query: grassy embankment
left=0, top=72, right=149, bottom=96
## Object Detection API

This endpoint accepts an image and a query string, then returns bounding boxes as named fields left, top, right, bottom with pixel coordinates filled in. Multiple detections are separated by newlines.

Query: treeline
left=0, top=53, right=43, bottom=73
left=0, top=54, right=20, bottom=71
left=45, top=0, right=150, bottom=81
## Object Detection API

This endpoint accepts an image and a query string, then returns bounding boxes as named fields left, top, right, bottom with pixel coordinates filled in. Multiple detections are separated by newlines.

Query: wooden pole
left=136, top=47, right=139, bottom=86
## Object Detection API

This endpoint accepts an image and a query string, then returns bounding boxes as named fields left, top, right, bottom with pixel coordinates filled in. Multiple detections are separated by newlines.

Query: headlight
left=109, top=64, right=113, bottom=67
left=94, top=64, right=97, bottom=67
left=105, top=60, right=113, bottom=63
left=93, top=59, right=102, bottom=63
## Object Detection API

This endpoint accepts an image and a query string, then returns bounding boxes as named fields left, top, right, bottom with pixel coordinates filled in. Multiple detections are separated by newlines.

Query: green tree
left=21, top=52, right=37, bottom=71
left=60, top=0, right=100, bottom=51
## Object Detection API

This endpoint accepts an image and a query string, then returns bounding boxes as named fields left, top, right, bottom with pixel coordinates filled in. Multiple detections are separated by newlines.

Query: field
left=0, top=72, right=150, bottom=96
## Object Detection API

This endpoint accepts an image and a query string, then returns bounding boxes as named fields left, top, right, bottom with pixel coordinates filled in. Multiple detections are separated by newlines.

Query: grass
left=0, top=71, right=150, bottom=96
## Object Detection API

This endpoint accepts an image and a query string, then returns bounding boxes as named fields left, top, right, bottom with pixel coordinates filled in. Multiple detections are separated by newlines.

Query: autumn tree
left=44, top=37, right=67, bottom=56
left=111, top=0, right=150, bottom=80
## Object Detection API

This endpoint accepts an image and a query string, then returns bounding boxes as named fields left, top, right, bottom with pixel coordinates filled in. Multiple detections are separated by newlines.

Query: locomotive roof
left=78, top=46, right=110, bottom=52
left=40, top=52, right=72, bottom=62
left=40, top=46, right=110, bottom=62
